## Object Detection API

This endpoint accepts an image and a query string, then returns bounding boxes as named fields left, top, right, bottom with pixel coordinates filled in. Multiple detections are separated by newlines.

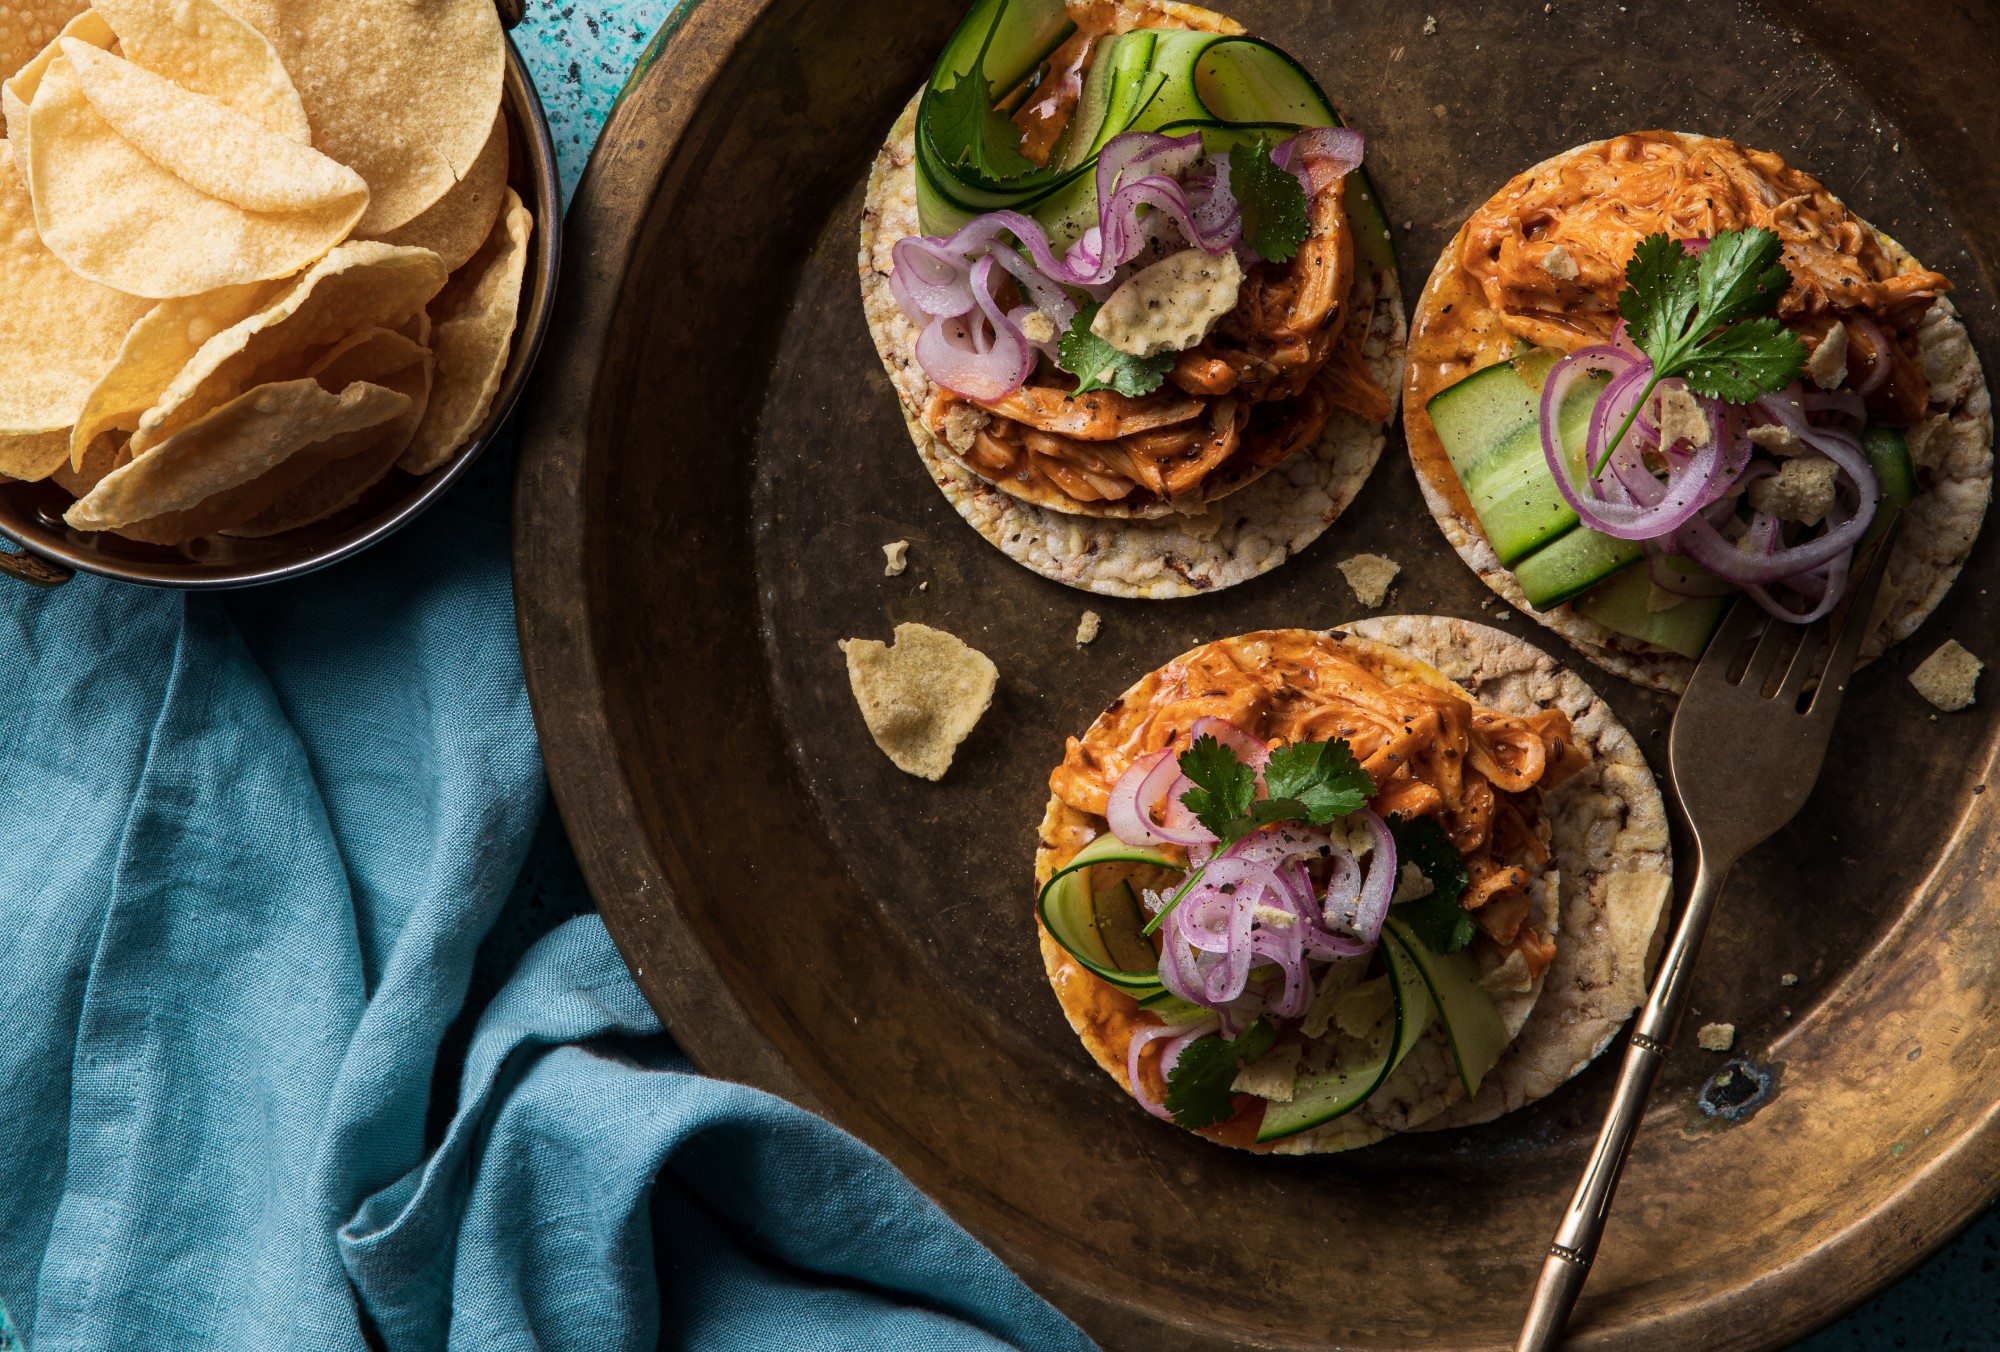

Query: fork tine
left=1741, top=612, right=1790, bottom=691
left=1775, top=614, right=1831, bottom=705
left=1702, top=593, right=1762, bottom=677
left=1807, top=512, right=1905, bottom=716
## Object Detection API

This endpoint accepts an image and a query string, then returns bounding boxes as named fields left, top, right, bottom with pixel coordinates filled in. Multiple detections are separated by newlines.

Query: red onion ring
left=1673, top=391, right=1878, bottom=593
left=1271, top=126, right=1365, bottom=197
left=1543, top=350, right=1733, bottom=540
left=1845, top=313, right=1893, bottom=396
left=911, top=255, right=1033, bottom=401
left=1126, top=1015, right=1219, bottom=1120
left=1188, top=715, right=1270, bottom=771
left=1107, top=749, right=1216, bottom=848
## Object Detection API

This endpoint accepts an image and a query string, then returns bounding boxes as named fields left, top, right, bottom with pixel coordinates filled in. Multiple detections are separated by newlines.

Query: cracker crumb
left=937, top=401, right=989, bottom=453
left=1479, top=948, right=1534, bottom=996
left=1748, top=456, right=1839, bottom=525
left=882, top=540, right=909, bottom=576
left=1092, top=248, right=1243, bottom=357
left=1807, top=322, right=1849, bottom=390
left=1390, top=860, right=1434, bottom=904
left=1657, top=384, right=1710, bottom=449
left=1780, top=973, right=1799, bottom=987
left=1906, top=413, right=1950, bottom=470
left=841, top=622, right=998, bottom=780
left=1017, top=309, right=1057, bottom=344
left=1423, top=14, right=1437, bottom=34
left=1539, top=243, right=1580, bottom=281
left=1075, top=609, right=1102, bottom=645
left=1746, top=423, right=1807, bottom=457
left=1697, top=1022, right=1736, bottom=1052
left=1910, top=639, right=1983, bottom=712
left=1231, top=1041, right=1302, bottom=1102
left=1338, top=552, right=1401, bottom=608
left=1431, top=103, right=1447, bottom=120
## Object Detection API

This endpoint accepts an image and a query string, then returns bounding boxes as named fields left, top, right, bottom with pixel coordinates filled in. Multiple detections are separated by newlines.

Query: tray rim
left=509, top=1, right=2000, bottom=1346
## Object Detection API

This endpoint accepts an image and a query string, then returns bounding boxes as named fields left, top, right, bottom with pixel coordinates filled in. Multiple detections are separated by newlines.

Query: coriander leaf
left=1388, top=814, right=1469, bottom=903
left=1165, top=1018, right=1276, bottom=1129
left=1262, top=739, right=1375, bottom=823
left=1386, top=814, right=1474, bottom=954
left=1597, top=227, right=1807, bottom=472
left=1176, top=734, right=1259, bottom=842
left=1616, top=233, right=1701, bottom=357
left=1057, top=304, right=1173, bottom=397
left=1392, top=890, right=1477, bottom=956
left=1694, top=225, right=1791, bottom=332
left=1229, top=137, right=1309, bottom=264
left=925, top=11, right=1037, bottom=183
left=1679, top=316, right=1811, bottom=403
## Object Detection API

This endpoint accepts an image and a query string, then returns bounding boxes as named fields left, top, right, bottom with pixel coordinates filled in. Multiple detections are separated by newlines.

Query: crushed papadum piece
left=840, top=622, right=998, bottom=781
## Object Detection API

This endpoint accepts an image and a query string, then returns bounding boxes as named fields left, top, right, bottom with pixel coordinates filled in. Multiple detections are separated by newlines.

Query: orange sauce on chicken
left=1050, top=631, right=1584, bottom=967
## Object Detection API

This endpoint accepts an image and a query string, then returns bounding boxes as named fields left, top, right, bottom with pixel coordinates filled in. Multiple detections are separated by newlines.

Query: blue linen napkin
left=0, top=10, right=1093, bottom=1344
left=0, top=491, right=1089, bottom=1351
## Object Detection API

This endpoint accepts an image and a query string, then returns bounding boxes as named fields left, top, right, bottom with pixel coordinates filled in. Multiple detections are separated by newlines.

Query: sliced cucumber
left=1427, top=351, right=1608, bottom=565
left=923, top=18, right=1399, bottom=275
left=1037, top=833, right=1178, bottom=991
left=1513, top=526, right=1642, bottom=610
left=1383, top=918, right=1509, bottom=1100
left=1134, top=989, right=1202, bottom=1018
left=1256, top=933, right=1434, bottom=1142
left=1571, top=564, right=1729, bottom=660
left=1863, top=425, right=1917, bottom=547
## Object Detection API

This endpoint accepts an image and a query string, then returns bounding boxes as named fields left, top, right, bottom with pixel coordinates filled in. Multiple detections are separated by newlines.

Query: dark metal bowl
left=515, top=1, right=2000, bottom=1348
left=0, top=31, right=560, bottom=590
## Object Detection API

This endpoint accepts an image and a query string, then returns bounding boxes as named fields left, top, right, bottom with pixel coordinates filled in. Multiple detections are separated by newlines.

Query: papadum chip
left=230, top=0, right=504, bottom=235
left=67, top=278, right=281, bottom=470
left=0, top=137, right=151, bottom=438
left=3, top=7, right=112, bottom=173
left=374, top=108, right=507, bottom=275
left=840, top=622, right=998, bottom=780
left=26, top=52, right=366, bottom=297
left=62, top=40, right=364, bottom=214
left=224, top=327, right=433, bottom=536
left=0, top=429, right=71, bottom=482
left=0, top=0, right=85, bottom=88
left=403, top=187, right=529, bottom=473
left=49, top=429, right=126, bottom=498
left=90, top=0, right=310, bottom=140
left=131, top=240, right=446, bottom=453
left=67, top=377, right=409, bottom=540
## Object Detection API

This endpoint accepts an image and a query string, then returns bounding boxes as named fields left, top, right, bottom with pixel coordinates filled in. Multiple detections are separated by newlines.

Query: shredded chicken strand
left=1458, top=131, right=1949, bottom=420
left=924, top=169, right=1384, bottom=507
left=1050, top=632, right=1586, bottom=973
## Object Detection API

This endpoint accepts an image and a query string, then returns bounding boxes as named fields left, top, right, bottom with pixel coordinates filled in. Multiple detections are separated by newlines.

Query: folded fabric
left=343, top=915, right=1092, bottom=1351
left=0, top=499, right=1091, bottom=1350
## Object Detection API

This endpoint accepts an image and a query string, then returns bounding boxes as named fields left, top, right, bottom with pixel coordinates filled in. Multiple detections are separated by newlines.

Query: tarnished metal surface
left=0, top=32, right=561, bottom=591
left=513, top=1, right=2000, bottom=1347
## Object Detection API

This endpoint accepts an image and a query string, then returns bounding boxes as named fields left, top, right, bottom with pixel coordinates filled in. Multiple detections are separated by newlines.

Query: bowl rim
left=0, top=32, right=562, bottom=591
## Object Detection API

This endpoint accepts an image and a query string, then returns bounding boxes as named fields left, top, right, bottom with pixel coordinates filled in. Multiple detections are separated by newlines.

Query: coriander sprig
left=1594, top=227, right=1810, bottom=473
left=1140, top=733, right=1375, bottom=936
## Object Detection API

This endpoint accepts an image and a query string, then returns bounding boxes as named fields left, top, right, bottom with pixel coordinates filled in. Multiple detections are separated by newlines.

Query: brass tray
left=513, top=2, right=2000, bottom=1346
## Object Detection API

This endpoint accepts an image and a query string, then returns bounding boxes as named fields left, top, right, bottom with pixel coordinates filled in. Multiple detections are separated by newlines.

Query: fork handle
left=1515, top=853, right=1736, bottom=1351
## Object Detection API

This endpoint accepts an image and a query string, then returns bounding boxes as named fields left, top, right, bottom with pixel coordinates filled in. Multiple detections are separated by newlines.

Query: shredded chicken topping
left=1457, top=131, right=1950, bottom=419
left=1048, top=631, right=1586, bottom=972
left=923, top=173, right=1391, bottom=508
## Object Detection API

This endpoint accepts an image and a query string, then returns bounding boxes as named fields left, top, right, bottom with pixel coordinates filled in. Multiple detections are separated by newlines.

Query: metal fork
left=1516, top=514, right=1905, bottom=1351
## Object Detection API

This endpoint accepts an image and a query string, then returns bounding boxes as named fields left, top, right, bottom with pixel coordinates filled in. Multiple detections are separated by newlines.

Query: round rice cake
left=1034, top=616, right=1672, bottom=1152
left=1404, top=131, right=1992, bottom=693
left=857, top=4, right=1407, bottom=599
